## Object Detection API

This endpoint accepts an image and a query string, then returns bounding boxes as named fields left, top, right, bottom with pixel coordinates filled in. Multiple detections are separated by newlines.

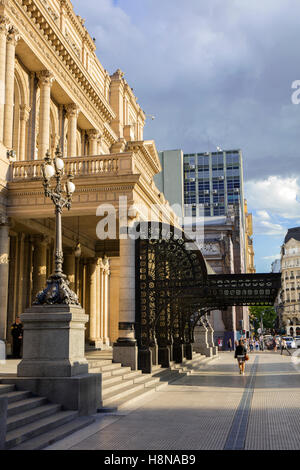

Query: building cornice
left=8, top=0, right=116, bottom=129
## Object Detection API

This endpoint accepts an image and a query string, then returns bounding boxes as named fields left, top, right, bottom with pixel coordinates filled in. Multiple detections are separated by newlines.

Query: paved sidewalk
left=45, top=351, right=300, bottom=450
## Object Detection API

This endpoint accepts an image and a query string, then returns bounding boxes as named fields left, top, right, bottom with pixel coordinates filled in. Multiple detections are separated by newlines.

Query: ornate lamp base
left=34, top=273, right=80, bottom=306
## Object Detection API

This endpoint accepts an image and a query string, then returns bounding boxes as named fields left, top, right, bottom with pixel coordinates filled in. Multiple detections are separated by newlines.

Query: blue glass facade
left=183, top=150, right=244, bottom=218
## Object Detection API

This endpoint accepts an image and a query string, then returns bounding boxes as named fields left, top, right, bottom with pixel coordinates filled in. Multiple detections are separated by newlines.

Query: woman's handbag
left=245, top=354, right=249, bottom=361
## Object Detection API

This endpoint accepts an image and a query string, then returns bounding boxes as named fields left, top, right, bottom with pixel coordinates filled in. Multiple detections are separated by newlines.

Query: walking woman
left=234, top=339, right=247, bottom=375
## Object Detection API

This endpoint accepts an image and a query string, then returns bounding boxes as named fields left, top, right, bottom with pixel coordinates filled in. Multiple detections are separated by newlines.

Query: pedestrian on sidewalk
left=11, top=316, right=23, bottom=359
left=227, top=338, right=233, bottom=352
left=234, top=339, right=248, bottom=375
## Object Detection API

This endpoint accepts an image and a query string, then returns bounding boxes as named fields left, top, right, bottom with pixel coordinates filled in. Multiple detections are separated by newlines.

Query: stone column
left=109, top=258, right=120, bottom=344
left=87, top=129, right=99, bottom=155
left=63, top=248, right=76, bottom=291
left=88, top=259, right=97, bottom=345
left=37, top=70, right=54, bottom=159
left=102, top=256, right=110, bottom=346
left=113, top=214, right=138, bottom=370
left=3, top=26, right=19, bottom=149
left=88, top=258, right=102, bottom=349
left=0, top=16, right=9, bottom=143
left=19, top=105, right=30, bottom=161
left=0, top=218, right=10, bottom=341
left=32, top=236, right=48, bottom=301
left=95, top=258, right=102, bottom=346
left=65, top=103, right=79, bottom=157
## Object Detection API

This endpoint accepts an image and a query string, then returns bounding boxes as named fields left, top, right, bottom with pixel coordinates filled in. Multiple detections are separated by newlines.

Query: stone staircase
left=87, top=351, right=216, bottom=411
left=0, top=383, right=95, bottom=450
left=0, top=351, right=217, bottom=449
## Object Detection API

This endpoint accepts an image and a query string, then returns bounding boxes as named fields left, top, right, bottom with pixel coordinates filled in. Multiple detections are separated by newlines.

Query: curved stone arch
left=136, top=221, right=207, bottom=369
left=76, top=128, right=81, bottom=157
left=14, top=62, right=30, bottom=108
left=49, top=100, right=59, bottom=155
left=13, top=64, right=30, bottom=159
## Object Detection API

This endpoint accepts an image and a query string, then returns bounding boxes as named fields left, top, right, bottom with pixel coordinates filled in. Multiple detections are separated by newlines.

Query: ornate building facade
left=0, top=0, right=177, bottom=358
left=280, top=227, right=300, bottom=336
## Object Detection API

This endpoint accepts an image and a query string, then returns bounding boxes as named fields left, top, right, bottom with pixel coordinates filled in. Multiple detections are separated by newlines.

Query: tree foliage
left=249, top=305, right=277, bottom=332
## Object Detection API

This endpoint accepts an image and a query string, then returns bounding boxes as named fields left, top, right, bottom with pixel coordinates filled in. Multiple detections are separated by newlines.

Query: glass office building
left=183, top=149, right=244, bottom=220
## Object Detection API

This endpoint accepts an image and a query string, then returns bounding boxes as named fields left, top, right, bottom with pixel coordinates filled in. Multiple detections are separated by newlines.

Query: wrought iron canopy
left=135, top=222, right=281, bottom=351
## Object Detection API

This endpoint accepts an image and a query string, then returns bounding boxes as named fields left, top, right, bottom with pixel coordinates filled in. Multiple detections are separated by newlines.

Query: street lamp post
left=34, top=146, right=79, bottom=305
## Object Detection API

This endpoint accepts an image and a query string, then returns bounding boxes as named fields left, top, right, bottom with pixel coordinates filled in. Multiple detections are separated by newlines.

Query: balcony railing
left=10, top=154, right=130, bottom=181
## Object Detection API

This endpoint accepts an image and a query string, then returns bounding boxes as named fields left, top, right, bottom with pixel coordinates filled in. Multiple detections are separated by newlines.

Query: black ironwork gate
left=135, top=222, right=281, bottom=373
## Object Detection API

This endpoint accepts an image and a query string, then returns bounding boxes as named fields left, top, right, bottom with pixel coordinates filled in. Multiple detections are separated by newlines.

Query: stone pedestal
left=173, top=343, right=184, bottom=363
left=158, top=347, right=170, bottom=368
left=184, top=343, right=193, bottom=360
left=193, top=325, right=213, bottom=357
left=113, top=341, right=138, bottom=371
left=138, top=348, right=152, bottom=374
left=18, top=304, right=89, bottom=377
left=16, top=304, right=101, bottom=415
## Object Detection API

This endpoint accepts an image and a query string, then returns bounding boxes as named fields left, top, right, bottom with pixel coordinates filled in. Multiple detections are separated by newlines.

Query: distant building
left=183, top=149, right=245, bottom=222
left=186, top=206, right=249, bottom=346
left=280, top=228, right=300, bottom=336
left=244, top=199, right=255, bottom=273
left=155, top=148, right=254, bottom=346
left=155, top=150, right=184, bottom=212
left=271, top=259, right=281, bottom=273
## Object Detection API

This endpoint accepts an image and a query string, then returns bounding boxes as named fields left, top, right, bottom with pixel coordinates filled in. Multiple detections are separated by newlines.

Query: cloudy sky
left=72, top=0, right=300, bottom=272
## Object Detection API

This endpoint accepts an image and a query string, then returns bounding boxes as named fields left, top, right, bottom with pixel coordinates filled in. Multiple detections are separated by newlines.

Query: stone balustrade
left=10, top=153, right=135, bottom=181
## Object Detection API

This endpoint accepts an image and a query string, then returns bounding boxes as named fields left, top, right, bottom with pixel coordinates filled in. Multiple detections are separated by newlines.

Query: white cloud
left=262, top=254, right=280, bottom=260
left=245, top=176, right=300, bottom=219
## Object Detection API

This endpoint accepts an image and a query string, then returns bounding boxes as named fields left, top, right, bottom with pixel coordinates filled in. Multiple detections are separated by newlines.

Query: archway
left=135, top=222, right=281, bottom=373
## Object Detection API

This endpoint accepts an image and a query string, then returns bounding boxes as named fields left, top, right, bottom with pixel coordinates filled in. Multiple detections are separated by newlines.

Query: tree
left=249, top=305, right=277, bottom=334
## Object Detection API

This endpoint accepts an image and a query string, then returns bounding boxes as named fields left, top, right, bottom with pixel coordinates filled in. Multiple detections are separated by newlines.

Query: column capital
left=7, top=26, right=20, bottom=45
left=65, top=103, right=80, bottom=118
left=31, top=234, right=50, bottom=247
left=37, top=70, right=55, bottom=87
left=19, top=104, right=31, bottom=122
left=0, top=15, right=10, bottom=35
left=87, top=129, right=99, bottom=141
left=0, top=215, right=10, bottom=226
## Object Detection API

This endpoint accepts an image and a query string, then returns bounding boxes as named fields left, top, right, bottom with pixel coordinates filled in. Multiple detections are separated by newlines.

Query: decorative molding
left=37, top=69, right=55, bottom=86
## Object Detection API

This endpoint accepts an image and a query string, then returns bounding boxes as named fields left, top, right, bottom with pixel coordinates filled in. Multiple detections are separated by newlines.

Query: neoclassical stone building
left=0, top=0, right=178, bottom=358
left=280, top=227, right=300, bottom=336
left=196, top=206, right=250, bottom=346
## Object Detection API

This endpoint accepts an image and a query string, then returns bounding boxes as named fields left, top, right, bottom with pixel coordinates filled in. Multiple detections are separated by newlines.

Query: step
left=104, top=385, right=158, bottom=411
left=11, top=416, right=95, bottom=450
left=133, top=375, right=160, bottom=387
left=101, top=382, right=146, bottom=407
left=102, top=375, right=125, bottom=386
left=87, top=359, right=113, bottom=369
left=111, top=366, right=132, bottom=377
left=7, top=403, right=61, bottom=432
left=6, top=410, right=79, bottom=449
left=102, top=378, right=135, bottom=396
left=151, top=365, right=163, bottom=372
left=5, top=390, right=32, bottom=404
left=0, top=384, right=15, bottom=395
left=8, top=396, right=49, bottom=417
left=90, top=362, right=122, bottom=373
left=120, top=370, right=143, bottom=381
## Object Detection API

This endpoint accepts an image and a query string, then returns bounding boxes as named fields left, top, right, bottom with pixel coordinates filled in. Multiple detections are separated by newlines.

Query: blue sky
left=71, top=0, right=300, bottom=272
